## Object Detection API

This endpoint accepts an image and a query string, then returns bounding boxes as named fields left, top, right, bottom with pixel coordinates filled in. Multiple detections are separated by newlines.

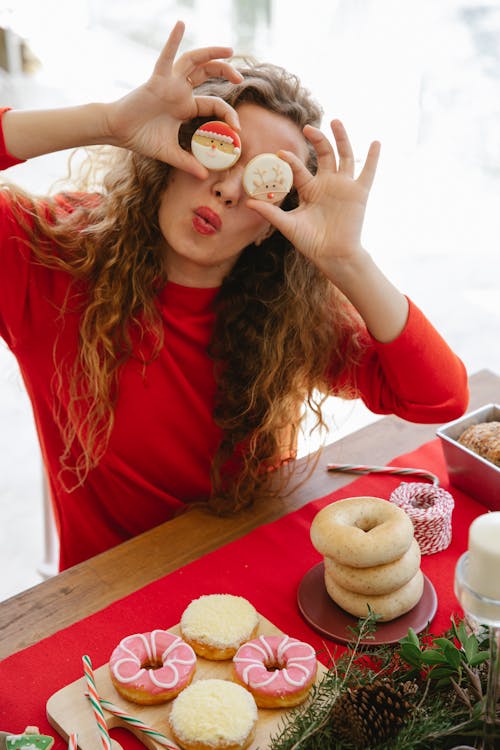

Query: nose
left=212, top=166, right=244, bottom=207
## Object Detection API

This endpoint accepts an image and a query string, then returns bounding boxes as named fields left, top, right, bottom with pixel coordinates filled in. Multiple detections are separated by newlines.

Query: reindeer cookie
left=242, top=153, right=293, bottom=203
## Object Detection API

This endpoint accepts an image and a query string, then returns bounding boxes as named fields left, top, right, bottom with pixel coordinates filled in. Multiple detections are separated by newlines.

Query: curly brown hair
left=4, top=61, right=365, bottom=511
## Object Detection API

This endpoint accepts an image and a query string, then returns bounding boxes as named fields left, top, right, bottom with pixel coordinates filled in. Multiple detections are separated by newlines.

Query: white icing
left=242, top=153, right=293, bottom=203
left=111, top=659, right=146, bottom=684
left=110, top=630, right=196, bottom=691
left=191, top=140, right=240, bottom=170
left=149, top=666, right=179, bottom=690
left=233, top=635, right=317, bottom=694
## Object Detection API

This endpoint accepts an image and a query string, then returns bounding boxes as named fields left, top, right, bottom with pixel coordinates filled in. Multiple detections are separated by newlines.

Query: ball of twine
left=389, top=482, right=454, bottom=555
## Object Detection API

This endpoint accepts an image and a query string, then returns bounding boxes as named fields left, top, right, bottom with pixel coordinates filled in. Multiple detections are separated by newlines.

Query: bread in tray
left=458, top=421, right=500, bottom=467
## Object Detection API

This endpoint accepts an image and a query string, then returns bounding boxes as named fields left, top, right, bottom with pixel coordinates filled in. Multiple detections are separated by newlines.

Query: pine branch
left=267, top=614, right=499, bottom=750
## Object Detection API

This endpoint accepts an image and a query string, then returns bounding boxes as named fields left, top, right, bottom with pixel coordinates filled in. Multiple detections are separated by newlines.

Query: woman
left=0, top=22, right=468, bottom=570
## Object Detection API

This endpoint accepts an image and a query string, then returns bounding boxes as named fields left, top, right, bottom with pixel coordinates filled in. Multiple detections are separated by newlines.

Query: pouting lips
left=193, top=206, right=222, bottom=232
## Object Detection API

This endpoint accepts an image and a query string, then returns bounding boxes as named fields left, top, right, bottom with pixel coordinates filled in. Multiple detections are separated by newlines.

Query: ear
left=254, top=224, right=275, bottom=247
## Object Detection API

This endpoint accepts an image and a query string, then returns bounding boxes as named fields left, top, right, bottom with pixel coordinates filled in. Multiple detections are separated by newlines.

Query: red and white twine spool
left=389, top=482, right=454, bottom=555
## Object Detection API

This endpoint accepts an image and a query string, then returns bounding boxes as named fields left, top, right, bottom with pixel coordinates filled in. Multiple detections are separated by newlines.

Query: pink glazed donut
left=232, top=634, right=317, bottom=708
left=109, top=630, right=197, bottom=705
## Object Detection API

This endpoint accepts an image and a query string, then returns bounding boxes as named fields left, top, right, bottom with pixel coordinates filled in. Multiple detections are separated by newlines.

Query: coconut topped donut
left=310, top=496, right=415, bottom=568
left=169, top=679, right=258, bottom=750
left=180, top=594, right=259, bottom=659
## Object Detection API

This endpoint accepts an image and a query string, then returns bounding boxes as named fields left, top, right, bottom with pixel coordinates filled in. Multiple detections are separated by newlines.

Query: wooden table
left=0, top=369, right=497, bottom=660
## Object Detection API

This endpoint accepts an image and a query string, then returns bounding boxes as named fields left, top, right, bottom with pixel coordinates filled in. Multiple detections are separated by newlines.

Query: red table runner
left=0, top=438, right=488, bottom=742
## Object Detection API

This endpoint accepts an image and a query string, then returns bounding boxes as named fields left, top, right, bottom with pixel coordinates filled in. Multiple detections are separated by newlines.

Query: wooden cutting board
left=47, top=616, right=326, bottom=750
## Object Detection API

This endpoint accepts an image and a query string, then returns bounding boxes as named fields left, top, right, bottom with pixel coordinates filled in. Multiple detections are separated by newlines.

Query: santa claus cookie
left=242, top=153, right=293, bottom=203
left=191, top=120, right=242, bottom=170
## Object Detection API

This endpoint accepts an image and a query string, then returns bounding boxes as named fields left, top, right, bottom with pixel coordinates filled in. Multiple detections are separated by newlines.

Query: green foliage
left=267, top=615, right=498, bottom=750
left=398, top=617, right=490, bottom=688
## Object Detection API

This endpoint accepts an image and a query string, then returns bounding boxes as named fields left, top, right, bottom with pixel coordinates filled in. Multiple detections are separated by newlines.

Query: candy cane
left=326, top=463, right=440, bottom=486
left=82, top=656, right=112, bottom=750
left=84, top=694, right=181, bottom=750
left=67, top=734, right=78, bottom=750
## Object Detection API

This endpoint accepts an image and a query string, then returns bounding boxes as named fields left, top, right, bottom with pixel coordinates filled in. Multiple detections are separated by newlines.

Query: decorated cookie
left=242, top=153, right=293, bottom=203
left=5, top=728, right=54, bottom=750
left=191, top=121, right=242, bottom=170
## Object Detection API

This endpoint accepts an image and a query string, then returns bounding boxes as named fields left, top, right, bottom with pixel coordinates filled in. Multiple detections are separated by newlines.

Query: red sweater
left=0, top=120, right=468, bottom=570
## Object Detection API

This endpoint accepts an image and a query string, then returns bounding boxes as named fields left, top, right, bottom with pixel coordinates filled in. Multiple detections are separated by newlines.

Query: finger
left=331, top=119, right=355, bottom=176
left=153, top=20, right=186, bottom=76
left=194, top=95, right=241, bottom=130
left=357, top=140, right=381, bottom=190
left=277, top=149, right=313, bottom=193
left=157, top=146, right=209, bottom=179
left=303, top=124, right=337, bottom=172
left=246, top=198, right=293, bottom=238
left=247, top=199, right=300, bottom=248
left=187, top=60, right=244, bottom=87
left=177, top=46, right=237, bottom=77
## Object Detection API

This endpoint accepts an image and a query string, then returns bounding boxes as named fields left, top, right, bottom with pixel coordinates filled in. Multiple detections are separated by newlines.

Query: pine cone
left=330, top=680, right=412, bottom=748
left=399, top=679, right=420, bottom=701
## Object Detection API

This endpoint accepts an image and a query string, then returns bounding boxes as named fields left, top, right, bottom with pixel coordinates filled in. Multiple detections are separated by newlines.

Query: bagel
left=324, top=538, right=421, bottom=595
left=324, top=568, right=424, bottom=621
left=310, top=496, right=414, bottom=567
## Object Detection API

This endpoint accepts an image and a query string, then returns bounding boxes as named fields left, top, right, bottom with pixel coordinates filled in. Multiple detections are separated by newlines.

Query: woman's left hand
left=247, top=120, right=380, bottom=280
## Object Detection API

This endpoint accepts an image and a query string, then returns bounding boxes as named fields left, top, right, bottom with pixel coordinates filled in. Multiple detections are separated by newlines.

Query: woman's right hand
left=2, top=21, right=241, bottom=177
left=104, top=20, right=242, bottom=177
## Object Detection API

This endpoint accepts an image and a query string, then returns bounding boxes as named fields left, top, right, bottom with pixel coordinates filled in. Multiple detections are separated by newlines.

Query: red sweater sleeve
left=0, top=108, right=26, bottom=169
left=333, top=298, right=469, bottom=423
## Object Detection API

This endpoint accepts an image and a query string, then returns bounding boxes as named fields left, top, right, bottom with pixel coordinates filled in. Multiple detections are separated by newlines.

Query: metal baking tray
left=437, top=403, right=500, bottom=510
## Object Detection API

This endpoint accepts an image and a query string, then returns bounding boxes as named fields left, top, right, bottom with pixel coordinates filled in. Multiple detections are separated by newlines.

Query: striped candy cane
left=82, top=655, right=112, bottom=750
left=326, top=463, right=440, bottom=486
left=96, top=698, right=180, bottom=750
left=67, top=734, right=78, bottom=750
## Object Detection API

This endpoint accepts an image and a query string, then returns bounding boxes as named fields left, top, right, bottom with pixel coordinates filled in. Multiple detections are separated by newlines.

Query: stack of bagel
left=310, top=496, right=424, bottom=622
